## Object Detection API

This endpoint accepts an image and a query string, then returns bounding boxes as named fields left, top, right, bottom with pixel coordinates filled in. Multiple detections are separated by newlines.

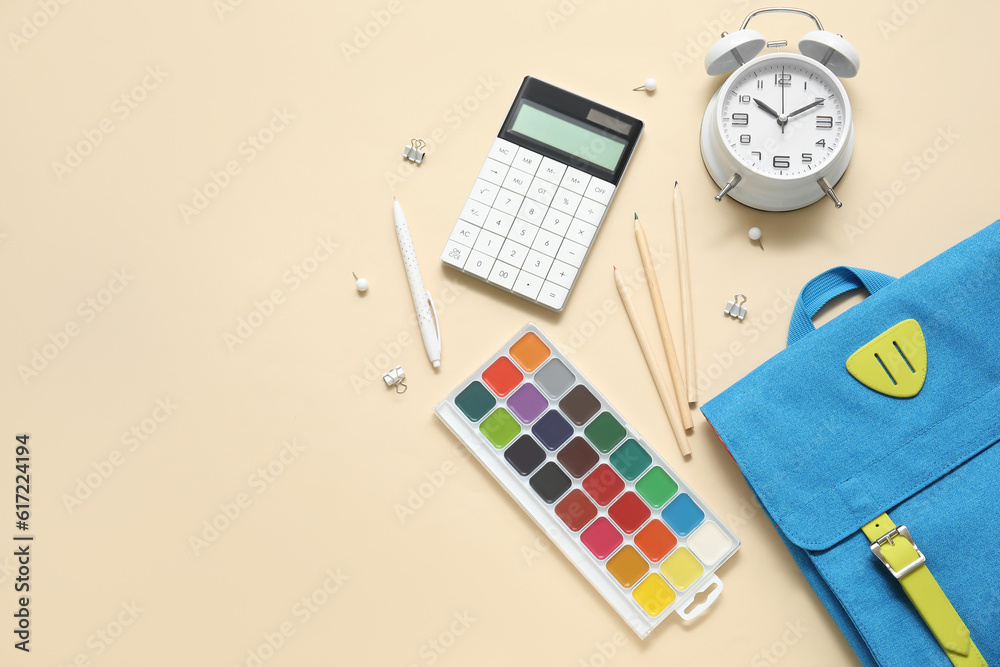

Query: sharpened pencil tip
left=634, top=212, right=638, bottom=220
left=613, top=265, right=617, bottom=271
left=674, top=180, right=678, bottom=187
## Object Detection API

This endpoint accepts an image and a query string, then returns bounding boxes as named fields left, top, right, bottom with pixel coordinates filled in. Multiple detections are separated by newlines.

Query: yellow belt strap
left=862, top=513, right=987, bottom=667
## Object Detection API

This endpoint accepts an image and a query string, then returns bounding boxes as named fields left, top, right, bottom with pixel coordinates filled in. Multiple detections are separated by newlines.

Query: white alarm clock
left=700, top=7, right=860, bottom=211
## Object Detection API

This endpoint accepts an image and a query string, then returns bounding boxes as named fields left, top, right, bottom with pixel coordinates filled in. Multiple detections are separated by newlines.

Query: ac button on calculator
left=441, top=77, right=643, bottom=311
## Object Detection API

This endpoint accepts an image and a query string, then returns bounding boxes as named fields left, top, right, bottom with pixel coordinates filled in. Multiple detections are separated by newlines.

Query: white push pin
left=353, top=272, right=369, bottom=292
left=724, top=294, right=748, bottom=320
left=749, top=226, right=764, bottom=251
left=632, top=77, right=657, bottom=93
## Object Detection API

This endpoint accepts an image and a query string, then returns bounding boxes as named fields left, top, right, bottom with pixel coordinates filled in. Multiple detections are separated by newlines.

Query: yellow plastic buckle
left=870, top=525, right=926, bottom=579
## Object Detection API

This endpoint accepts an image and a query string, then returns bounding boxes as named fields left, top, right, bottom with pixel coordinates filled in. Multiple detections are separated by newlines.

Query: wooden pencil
left=673, top=182, right=697, bottom=404
left=634, top=213, right=693, bottom=430
left=614, top=266, right=692, bottom=457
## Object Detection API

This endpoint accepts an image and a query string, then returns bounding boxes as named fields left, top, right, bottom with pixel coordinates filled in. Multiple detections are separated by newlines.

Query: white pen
left=393, top=198, right=442, bottom=368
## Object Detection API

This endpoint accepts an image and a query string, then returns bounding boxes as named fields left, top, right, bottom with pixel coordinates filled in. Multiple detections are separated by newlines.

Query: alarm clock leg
left=714, top=173, right=742, bottom=202
left=818, top=177, right=843, bottom=208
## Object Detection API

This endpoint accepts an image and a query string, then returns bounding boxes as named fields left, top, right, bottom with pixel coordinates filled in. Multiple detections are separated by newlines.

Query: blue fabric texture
left=702, top=221, right=1000, bottom=667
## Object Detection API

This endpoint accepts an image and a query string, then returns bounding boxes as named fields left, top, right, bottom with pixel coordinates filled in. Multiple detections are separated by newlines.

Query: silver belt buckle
left=870, top=525, right=926, bottom=579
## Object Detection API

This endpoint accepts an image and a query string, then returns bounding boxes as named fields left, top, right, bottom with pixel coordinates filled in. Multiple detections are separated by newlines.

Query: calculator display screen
left=509, top=101, right=628, bottom=172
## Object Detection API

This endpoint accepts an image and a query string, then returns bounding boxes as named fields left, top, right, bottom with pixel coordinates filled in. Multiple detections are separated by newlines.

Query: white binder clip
left=383, top=365, right=407, bottom=393
left=724, top=294, right=747, bottom=320
left=402, top=139, right=426, bottom=164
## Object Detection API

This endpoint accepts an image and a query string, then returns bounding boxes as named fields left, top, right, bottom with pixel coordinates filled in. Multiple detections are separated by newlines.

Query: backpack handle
left=787, top=266, right=896, bottom=346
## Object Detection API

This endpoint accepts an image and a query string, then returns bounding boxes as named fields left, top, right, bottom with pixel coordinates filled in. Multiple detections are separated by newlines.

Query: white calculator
left=440, top=77, right=643, bottom=311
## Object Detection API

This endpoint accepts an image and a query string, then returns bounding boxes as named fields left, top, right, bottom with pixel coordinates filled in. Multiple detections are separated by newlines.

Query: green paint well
left=584, top=412, right=627, bottom=453
left=455, top=381, right=496, bottom=422
left=609, top=439, right=652, bottom=481
left=635, top=466, right=679, bottom=509
left=480, top=408, right=520, bottom=449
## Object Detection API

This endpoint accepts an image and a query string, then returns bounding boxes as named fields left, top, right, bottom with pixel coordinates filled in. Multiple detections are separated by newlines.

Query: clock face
left=719, top=55, right=849, bottom=179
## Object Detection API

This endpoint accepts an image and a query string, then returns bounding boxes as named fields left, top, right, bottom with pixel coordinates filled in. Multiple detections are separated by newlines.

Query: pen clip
left=425, top=290, right=442, bottom=345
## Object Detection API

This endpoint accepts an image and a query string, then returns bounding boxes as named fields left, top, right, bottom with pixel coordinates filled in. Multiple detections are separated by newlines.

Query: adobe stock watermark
left=224, top=235, right=338, bottom=351
left=394, top=459, right=463, bottom=524
left=17, top=268, right=134, bottom=385
left=213, top=0, right=248, bottom=21
left=350, top=280, right=465, bottom=393
left=521, top=532, right=552, bottom=565
left=179, top=107, right=294, bottom=224
left=577, top=632, right=629, bottom=667
left=61, top=398, right=179, bottom=514
left=695, top=286, right=798, bottom=395
left=749, top=619, right=809, bottom=666
left=340, top=0, right=407, bottom=62
left=7, top=0, right=72, bottom=53
left=56, top=601, right=144, bottom=667
left=52, top=65, right=168, bottom=182
left=560, top=243, right=672, bottom=356
left=843, top=127, right=959, bottom=244
left=188, top=439, right=306, bottom=556
left=877, top=0, right=930, bottom=40
left=672, top=0, right=752, bottom=71
left=384, top=76, right=501, bottom=190
left=404, top=610, right=477, bottom=667
left=232, top=567, right=349, bottom=667
left=544, top=0, right=594, bottom=31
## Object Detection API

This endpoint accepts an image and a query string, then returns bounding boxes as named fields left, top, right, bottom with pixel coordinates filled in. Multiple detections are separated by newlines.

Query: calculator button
left=526, top=177, right=556, bottom=206
left=537, top=157, right=568, bottom=185
left=450, top=220, right=481, bottom=246
left=567, top=218, right=598, bottom=247
left=510, top=219, right=540, bottom=247
left=482, top=210, right=515, bottom=236
left=513, top=147, right=543, bottom=174
left=547, top=260, right=579, bottom=289
left=541, top=208, right=573, bottom=237
left=440, top=239, right=471, bottom=269
left=493, top=189, right=524, bottom=217
left=488, top=261, right=518, bottom=290
left=502, top=168, right=532, bottom=195
left=517, top=199, right=546, bottom=225
left=500, top=239, right=530, bottom=268
left=552, top=188, right=583, bottom=216
left=575, top=198, right=607, bottom=226
left=523, top=250, right=554, bottom=278
left=556, top=238, right=588, bottom=267
left=531, top=229, right=563, bottom=257
left=478, top=158, right=509, bottom=186
left=464, top=250, right=495, bottom=279
left=469, top=179, right=500, bottom=206
left=488, top=137, right=518, bottom=165
left=459, top=199, right=488, bottom=226
left=538, top=282, right=569, bottom=310
left=585, top=177, right=616, bottom=206
left=561, top=167, right=591, bottom=195
left=512, top=272, right=543, bottom=301
left=473, top=229, right=505, bottom=258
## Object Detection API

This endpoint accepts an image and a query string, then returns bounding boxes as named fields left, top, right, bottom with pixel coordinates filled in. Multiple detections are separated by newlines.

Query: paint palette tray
left=435, top=324, right=739, bottom=638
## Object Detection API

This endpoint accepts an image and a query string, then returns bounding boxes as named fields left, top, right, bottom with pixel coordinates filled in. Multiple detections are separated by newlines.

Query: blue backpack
left=702, top=222, right=1000, bottom=666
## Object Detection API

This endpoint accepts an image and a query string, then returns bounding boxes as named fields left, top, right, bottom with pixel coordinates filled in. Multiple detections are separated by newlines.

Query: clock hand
left=753, top=97, right=780, bottom=119
left=780, top=66, right=785, bottom=134
left=787, top=95, right=834, bottom=119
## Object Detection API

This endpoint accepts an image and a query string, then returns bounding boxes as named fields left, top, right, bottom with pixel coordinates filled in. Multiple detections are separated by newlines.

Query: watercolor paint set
left=435, top=324, right=739, bottom=638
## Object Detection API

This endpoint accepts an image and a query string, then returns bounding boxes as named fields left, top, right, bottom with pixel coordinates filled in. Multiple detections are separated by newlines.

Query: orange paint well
left=509, top=332, right=551, bottom=372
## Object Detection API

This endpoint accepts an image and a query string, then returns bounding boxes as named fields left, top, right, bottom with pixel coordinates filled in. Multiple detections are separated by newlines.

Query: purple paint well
left=507, top=383, right=548, bottom=424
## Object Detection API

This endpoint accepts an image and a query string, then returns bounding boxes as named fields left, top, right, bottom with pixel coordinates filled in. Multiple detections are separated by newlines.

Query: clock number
left=816, top=115, right=834, bottom=129
left=773, top=155, right=790, bottom=169
left=732, top=113, right=749, bottom=126
left=774, top=73, right=791, bottom=87
left=739, top=134, right=751, bottom=144
left=757, top=80, right=764, bottom=89
left=801, top=153, right=813, bottom=163
left=815, top=139, right=826, bottom=148
left=751, top=151, right=762, bottom=160
left=739, top=94, right=751, bottom=103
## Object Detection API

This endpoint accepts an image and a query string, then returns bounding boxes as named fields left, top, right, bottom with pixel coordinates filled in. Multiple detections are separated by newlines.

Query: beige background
left=2, top=0, right=996, bottom=665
